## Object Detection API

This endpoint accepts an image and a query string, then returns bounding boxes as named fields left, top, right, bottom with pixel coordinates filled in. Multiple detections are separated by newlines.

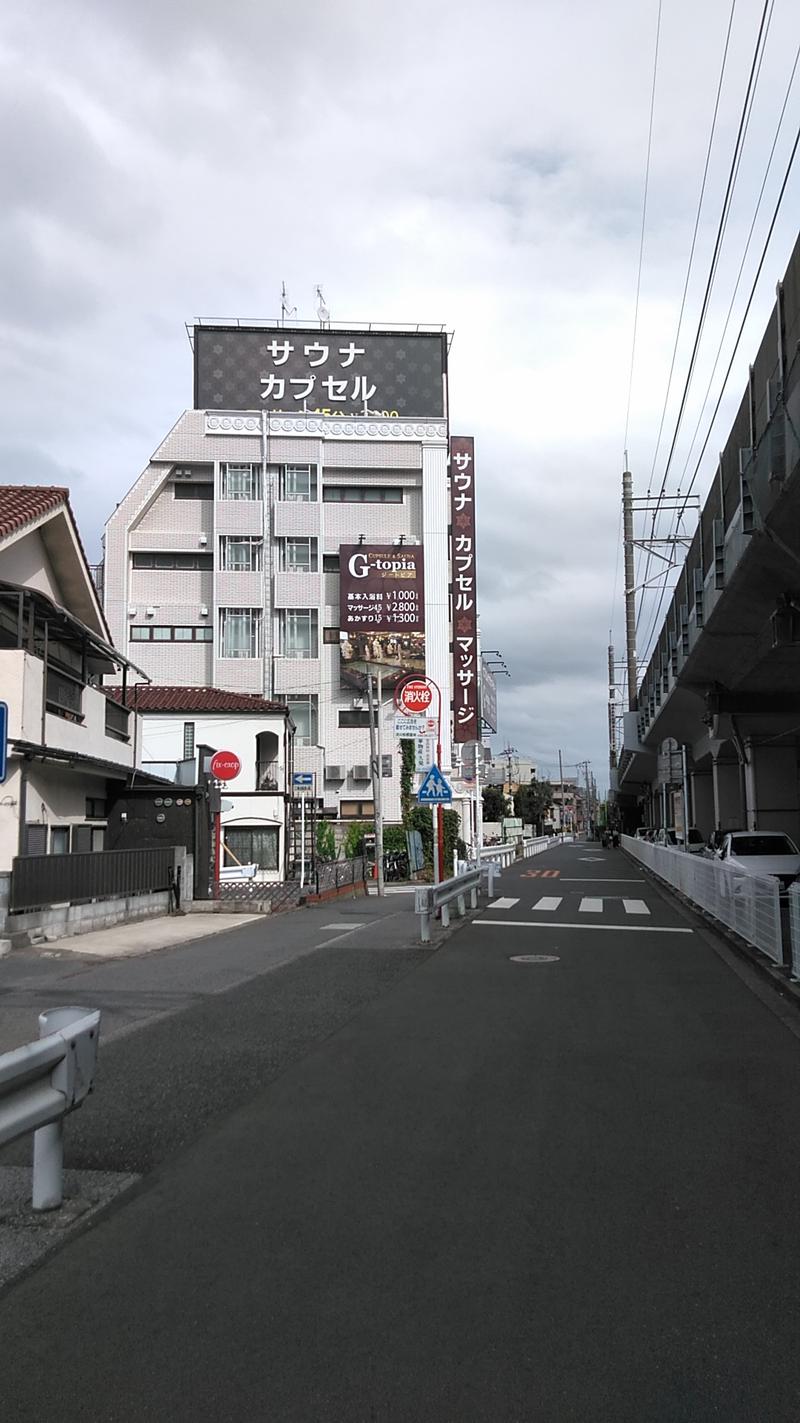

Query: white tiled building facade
left=104, top=349, right=455, bottom=827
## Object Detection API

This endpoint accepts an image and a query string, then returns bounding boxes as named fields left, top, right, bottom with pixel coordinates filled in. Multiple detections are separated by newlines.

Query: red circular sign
left=209, top=750, right=241, bottom=782
left=396, top=678, right=433, bottom=715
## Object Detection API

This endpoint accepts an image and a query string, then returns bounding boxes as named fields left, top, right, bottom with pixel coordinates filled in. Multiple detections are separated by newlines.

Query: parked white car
left=715, top=831, right=800, bottom=895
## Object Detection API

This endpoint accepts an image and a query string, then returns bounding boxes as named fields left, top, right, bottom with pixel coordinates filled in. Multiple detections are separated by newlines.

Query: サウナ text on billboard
left=450, top=436, right=479, bottom=743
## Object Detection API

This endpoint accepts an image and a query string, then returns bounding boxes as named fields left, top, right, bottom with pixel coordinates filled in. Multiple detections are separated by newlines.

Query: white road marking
left=474, top=920, right=692, bottom=934
left=488, top=897, right=520, bottom=910
left=623, top=899, right=650, bottom=916
left=579, top=898, right=603, bottom=913
left=559, top=878, right=645, bottom=883
left=532, top=896, right=562, bottom=912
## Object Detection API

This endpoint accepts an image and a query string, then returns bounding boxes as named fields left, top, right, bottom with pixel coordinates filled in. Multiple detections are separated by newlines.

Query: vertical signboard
left=480, top=660, right=498, bottom=733
left=339, top=544, right=425, bottom=692
left=450, top=436, right=479, bottom=742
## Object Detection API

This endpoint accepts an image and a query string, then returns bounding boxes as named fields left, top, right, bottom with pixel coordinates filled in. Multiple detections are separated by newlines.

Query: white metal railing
left=0, top=1006, right=101, bottom=1210
left=789, top=884, right=800, bottom=980
left=415, top=868, right=481, bottom=943
left=623, top=835, right=783, bottom=964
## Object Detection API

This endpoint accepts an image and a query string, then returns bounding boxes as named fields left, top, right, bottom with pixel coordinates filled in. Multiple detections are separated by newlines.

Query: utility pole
left=622, top=468, right=638, bottom=711
left=608, top=642, right=617, bottom=769
left=366, top=669, right=385, bottom=897
left=558, top=748, right=566, bottom=838
left=501, top=744, right=517, bottom=810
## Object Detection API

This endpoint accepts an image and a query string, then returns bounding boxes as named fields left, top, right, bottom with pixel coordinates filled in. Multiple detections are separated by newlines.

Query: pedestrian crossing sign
left=417, top=764, right=453, bottom=804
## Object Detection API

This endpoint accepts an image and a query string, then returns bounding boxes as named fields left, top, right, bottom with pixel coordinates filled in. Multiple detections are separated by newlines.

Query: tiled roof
left=108, top=685, right=289, bottom=715
left=0, top=486, right=70, bottom=542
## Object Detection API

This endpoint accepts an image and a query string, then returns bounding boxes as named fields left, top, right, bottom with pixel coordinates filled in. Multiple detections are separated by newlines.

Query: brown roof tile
left=0, top=486, right=70, bottom=542
left=107, top=685, right=289, bottom=716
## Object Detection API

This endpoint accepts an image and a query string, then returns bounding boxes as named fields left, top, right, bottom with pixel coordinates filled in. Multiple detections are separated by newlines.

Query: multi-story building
left=103, top=321, right=461, bottom=834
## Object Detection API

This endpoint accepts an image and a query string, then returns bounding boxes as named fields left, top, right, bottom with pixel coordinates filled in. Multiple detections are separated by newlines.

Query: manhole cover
left=509, top=954, right=560, bottom=964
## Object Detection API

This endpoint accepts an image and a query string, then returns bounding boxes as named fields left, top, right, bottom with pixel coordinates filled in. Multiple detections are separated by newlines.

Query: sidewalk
left=26, top=909, right=263, bottom=960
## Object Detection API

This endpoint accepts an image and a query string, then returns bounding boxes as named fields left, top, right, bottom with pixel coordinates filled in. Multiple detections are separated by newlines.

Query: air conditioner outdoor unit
left=352, top=764, right=370, bottom=781
left=325, top=765, right=344, bottom=780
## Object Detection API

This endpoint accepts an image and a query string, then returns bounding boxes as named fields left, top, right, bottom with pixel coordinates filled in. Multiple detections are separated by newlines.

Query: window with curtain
left=286, top=695, right=318, bottom=746
left=221, top=464, right=261, bottom=500
left=284, top=538, right=317, bottom=572
left=221, top=537, right=262, bottom=571
left=281, top=465, right=317, bottom=501
left=224, top=826, right=279, bottom=871
left=281, top=609, right=317, bottom=659
left=220, top=608, right=261, bottom=658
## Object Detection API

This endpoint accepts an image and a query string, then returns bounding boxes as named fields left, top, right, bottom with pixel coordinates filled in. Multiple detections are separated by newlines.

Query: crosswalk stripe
left=579, top=898, right=603, bottom=913
left=488, top=897, right=520, bottom=910
left=532, top=896, right=562, bottom=912
left=623, top=899, right=650, bottom=916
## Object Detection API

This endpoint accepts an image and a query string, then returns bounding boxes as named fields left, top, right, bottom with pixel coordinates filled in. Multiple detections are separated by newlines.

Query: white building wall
left=105, top=411, right=453, bottom=830
left=0, top=529, right=62, bottom=601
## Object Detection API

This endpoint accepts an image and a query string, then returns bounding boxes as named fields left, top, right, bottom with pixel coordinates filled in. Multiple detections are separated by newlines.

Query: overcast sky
left=2, top=0, right=798, bottom=790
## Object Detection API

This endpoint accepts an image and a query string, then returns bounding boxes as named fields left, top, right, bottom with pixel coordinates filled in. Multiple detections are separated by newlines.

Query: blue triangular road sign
left=417, top=763, right=453, bottom=804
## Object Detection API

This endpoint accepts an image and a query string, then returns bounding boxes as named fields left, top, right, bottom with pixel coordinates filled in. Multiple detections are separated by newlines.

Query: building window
left=280, top=464, right=317, bottom=502
left=183, top=723, right=195, bottom=760
left=284, top=538, right=317, bottom=572
left=220, top=608, right=261, bottom=658
left=224, top=826, right=279, bottom=871
left=51, top=827, right=70, bottom=854
left=72, top=824, right=105, bottom=853
left=322, top=486, right=403, bottom=503
left=286, top=695, right=318, bottom=746
left=220, top=537, right=262, bottom=571
left=280, top=609, right=318, bottom=659
left=129, top=626, right=213, bottom=642
left=323, top=627, right=340, bottom=643
left=173, top=482, right=214, bottom=500
left=221, top=463, right=261, bottom=501
left=339, top=709, right=371, bottom=728
left=46, top=669, right=84, bottom=721
left=131, top=552, right=213, bottom=570
left=340, top=800, right=375, bottom=819
left=85, top=797, right=107, bottom=820
left=322, top=553, right=340, bottom=572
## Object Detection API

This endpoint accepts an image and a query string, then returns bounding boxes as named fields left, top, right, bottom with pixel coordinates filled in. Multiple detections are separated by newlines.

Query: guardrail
left=623, top=834, right=783, bottom=964
left=415, top=868, right=481, bottom=943
left=0, top=1006, right=101, bottom=1210
left=789, top=884, right=800, bottom=980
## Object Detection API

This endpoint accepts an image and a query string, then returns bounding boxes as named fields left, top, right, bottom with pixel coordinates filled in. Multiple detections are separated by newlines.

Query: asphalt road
left=2, top=844, right=800, bottom=1421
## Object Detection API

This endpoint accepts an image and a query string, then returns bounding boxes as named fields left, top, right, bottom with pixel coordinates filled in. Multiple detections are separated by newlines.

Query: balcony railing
left=105, top=698, right=131, bottom=742
left=46, top=669, right=84, bottom=722
left=256, top=759, right=282, bottom=792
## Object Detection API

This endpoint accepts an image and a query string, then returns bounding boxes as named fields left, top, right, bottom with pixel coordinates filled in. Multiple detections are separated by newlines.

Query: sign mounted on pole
left=292, top=771, right=314, bottom=791
left=209, top=750, right=241, bottom=782
left=450, top=436, right=479, bottom=742
left=396, top=679, right=433, bottom=715
left=417, top=764, right=453, bottom=805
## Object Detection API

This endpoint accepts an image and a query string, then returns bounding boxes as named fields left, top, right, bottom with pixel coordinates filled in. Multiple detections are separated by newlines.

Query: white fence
left=622, top=835, right=783, bottom=965
left=789, top=884, right=800, bottom=980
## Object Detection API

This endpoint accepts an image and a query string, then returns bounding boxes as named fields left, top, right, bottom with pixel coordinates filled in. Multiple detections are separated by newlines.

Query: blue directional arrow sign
left=417, top=763, right=453, bottom=805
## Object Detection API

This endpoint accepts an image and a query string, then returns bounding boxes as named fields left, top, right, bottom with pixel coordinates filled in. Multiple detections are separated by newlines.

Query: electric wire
left=633, top=0, right=774, bottom=667
left=675, top=34, right=800, bottom=491
left=637, top=114, right=800, bottom=674
left=623, top=0, right=663, bottom=458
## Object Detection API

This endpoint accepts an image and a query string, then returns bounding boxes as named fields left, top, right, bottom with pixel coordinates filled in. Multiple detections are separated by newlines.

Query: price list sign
left=339, top=545, right=426, bottom=692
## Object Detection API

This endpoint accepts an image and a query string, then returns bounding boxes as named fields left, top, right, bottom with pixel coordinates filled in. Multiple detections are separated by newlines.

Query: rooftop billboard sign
left=193, top=326, right=447, bottom=418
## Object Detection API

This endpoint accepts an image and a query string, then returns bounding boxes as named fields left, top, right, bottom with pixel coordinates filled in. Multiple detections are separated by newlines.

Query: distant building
left=101, top=320, right=469, bottom=835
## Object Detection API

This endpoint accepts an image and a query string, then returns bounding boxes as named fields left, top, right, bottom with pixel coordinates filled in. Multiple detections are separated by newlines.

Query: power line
left=635, top=0, right=773, bottom=652
left=675, top=34, right=800, bottom=490
left=623, top=0, right=663, bottom=457
left=634, top=0, right=738, bottom=641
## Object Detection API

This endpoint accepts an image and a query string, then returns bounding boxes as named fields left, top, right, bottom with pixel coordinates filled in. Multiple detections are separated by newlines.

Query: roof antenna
left=280, top=282, right=296, bottom=326
left=315, top=285, right=330, bottom=329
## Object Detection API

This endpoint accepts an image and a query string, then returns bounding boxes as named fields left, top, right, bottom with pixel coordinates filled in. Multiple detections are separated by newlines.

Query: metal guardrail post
left=0, top=1005, right=101, bottom=1212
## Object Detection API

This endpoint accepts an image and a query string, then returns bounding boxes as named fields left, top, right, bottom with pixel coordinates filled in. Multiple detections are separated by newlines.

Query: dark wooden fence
left=9, top=846, right=177, bottom=913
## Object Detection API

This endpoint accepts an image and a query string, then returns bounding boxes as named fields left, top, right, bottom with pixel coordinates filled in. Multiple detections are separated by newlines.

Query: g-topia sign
left=193, top=326, right=447, bottom=418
